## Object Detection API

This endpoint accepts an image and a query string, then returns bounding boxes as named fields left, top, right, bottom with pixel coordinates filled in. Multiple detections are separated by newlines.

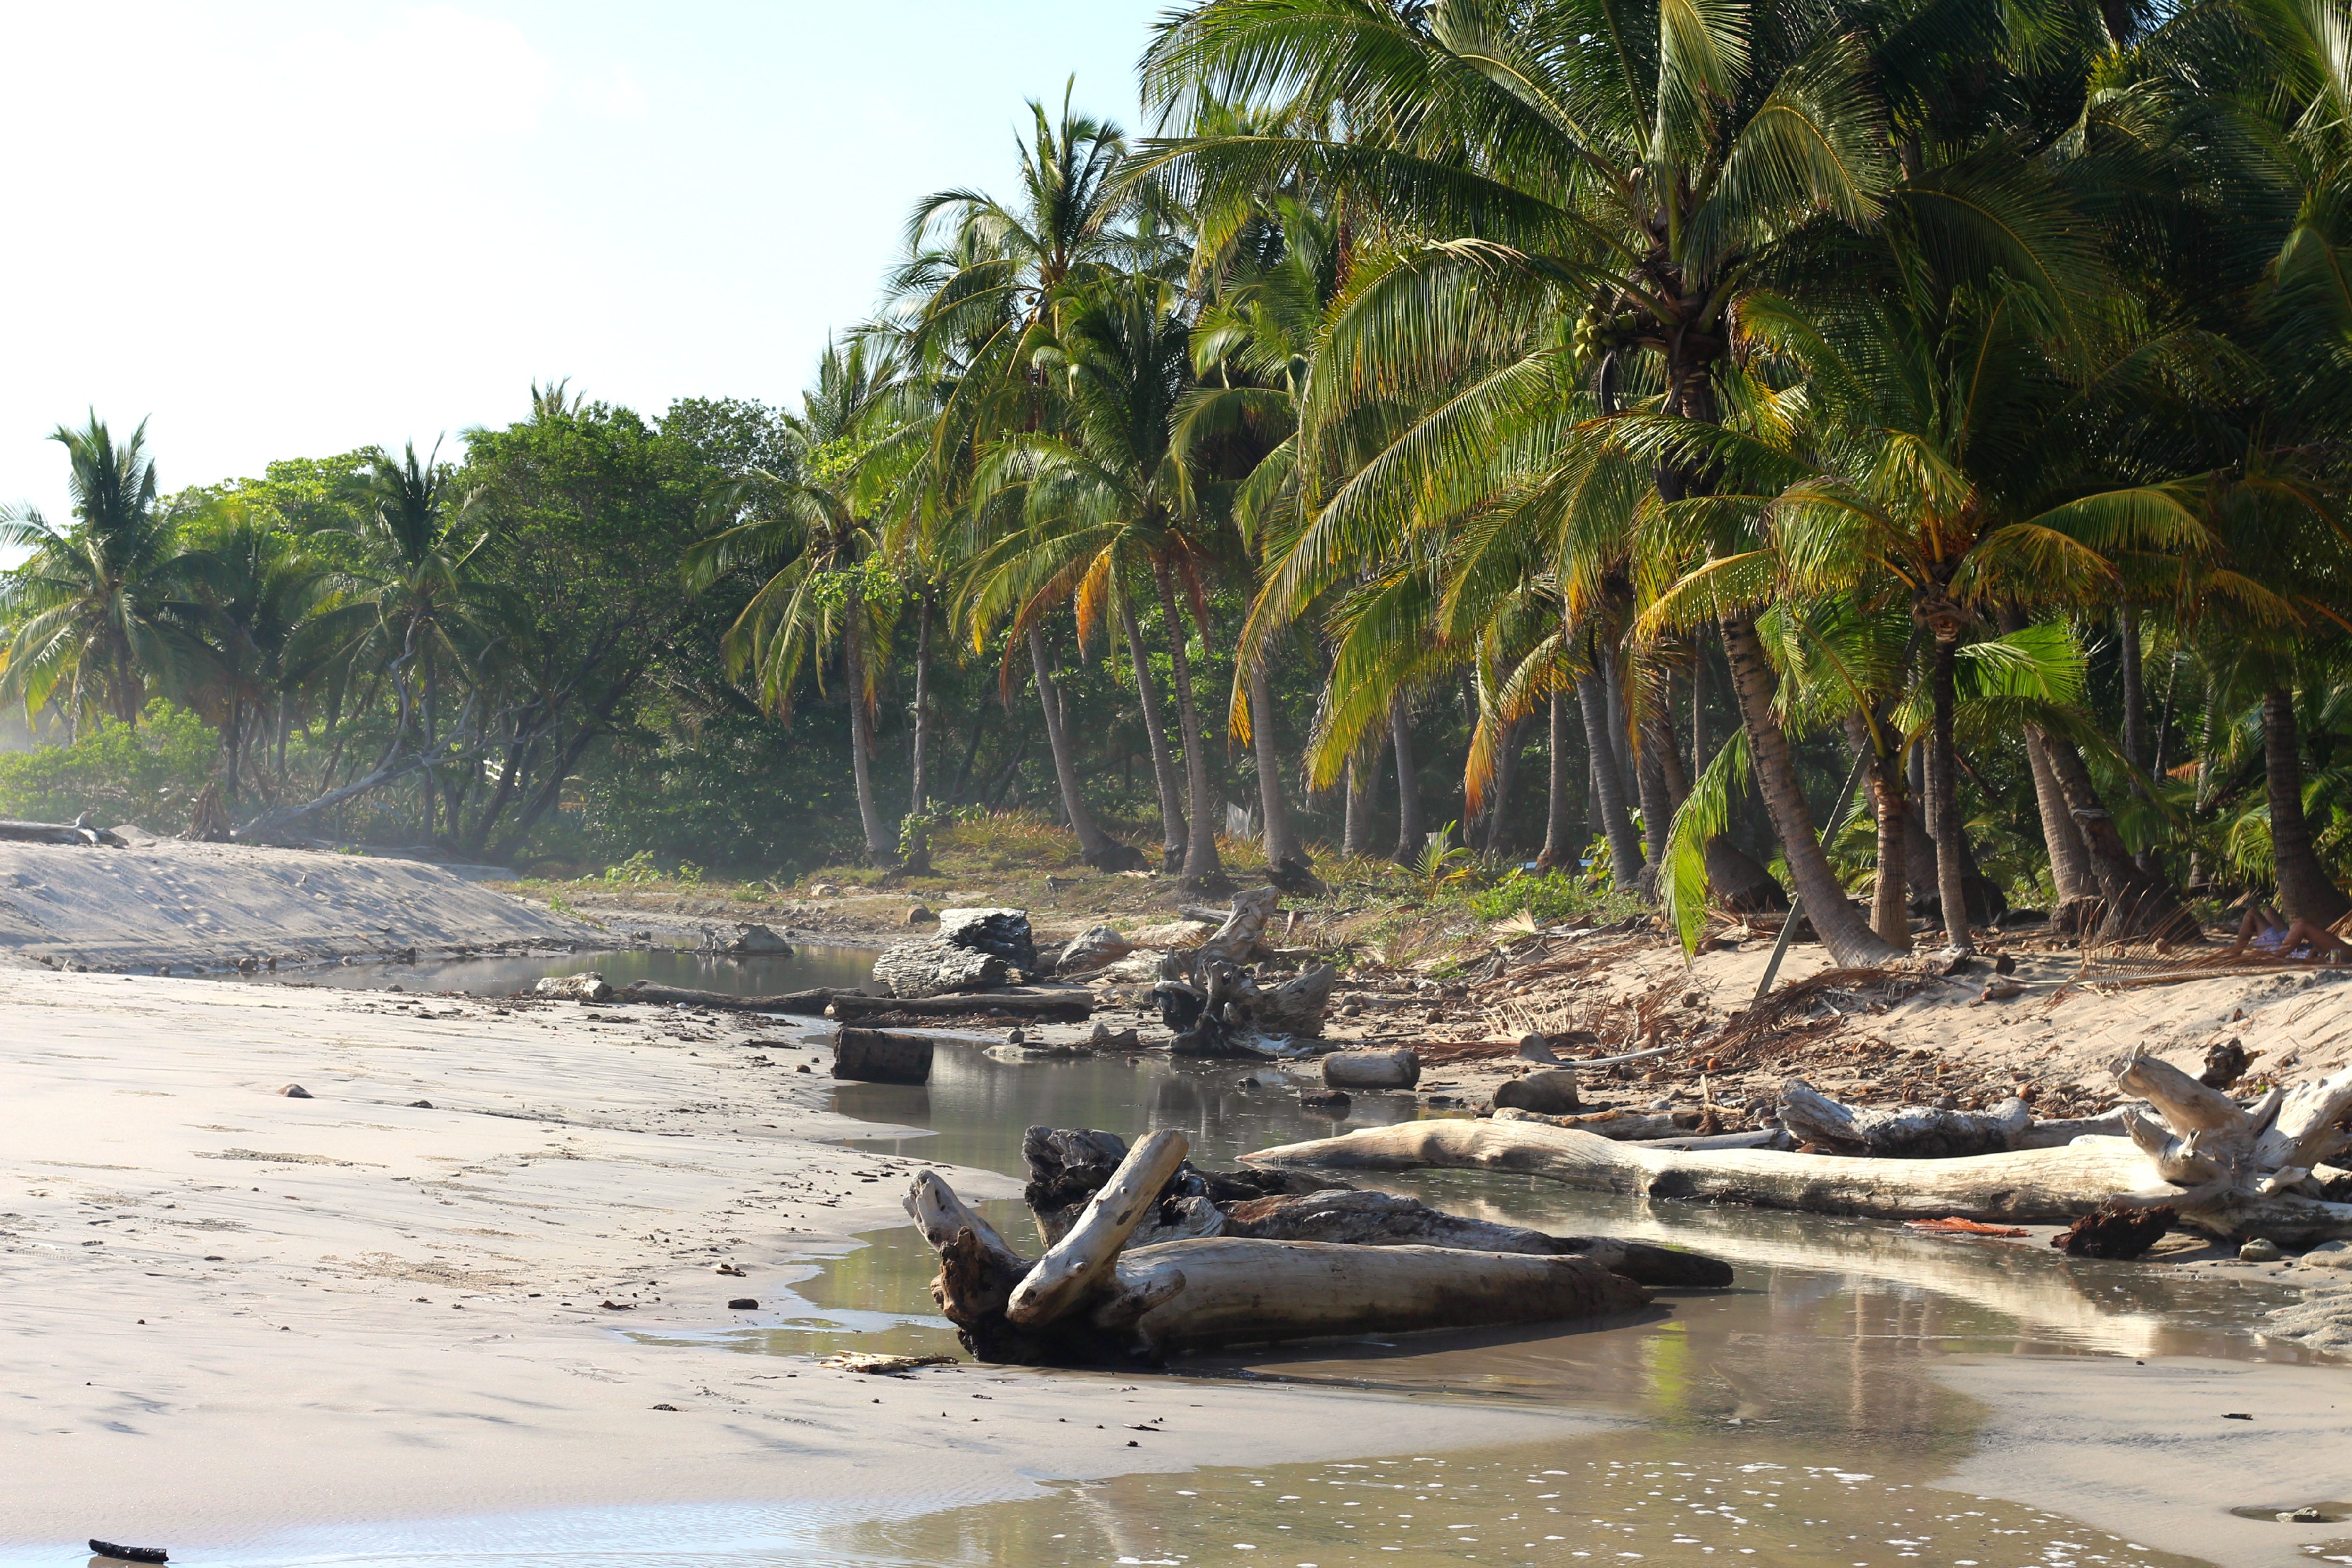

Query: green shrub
left=0, top=701, right=218, bottom=828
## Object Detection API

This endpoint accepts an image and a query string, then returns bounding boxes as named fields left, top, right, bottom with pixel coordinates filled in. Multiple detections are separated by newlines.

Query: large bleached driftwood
left=905, top=1126, right=1689, bottom=1362
left=1244, top=1117, right=2163, bottom=1223
left=1150, top=886, right=1336, bottom=1056
left=1249, top=1051, right=2352, bottom=1244
left=829, top=989, right=1093, bottom=1023
left=1221, top=1188, right=1732, bottom=1286
left=1105, top=1239, right=1650, bottom=1354
left=1780, top=1079, right=2034, bottom=1158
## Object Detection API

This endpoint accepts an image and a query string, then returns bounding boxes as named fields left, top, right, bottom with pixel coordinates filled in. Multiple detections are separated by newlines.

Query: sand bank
left=0, top=966, right=1603, bottom=1550
left=0, top=836, right=595, bottom=969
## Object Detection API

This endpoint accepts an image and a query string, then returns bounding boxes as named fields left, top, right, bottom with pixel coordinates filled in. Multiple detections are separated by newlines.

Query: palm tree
left=887, top=86, right=1180, bottom=863
left=965, top=276, right=1226, bottom=878
left=0, top=415, right=203, bottom=734
left=1143, top=0, right=1907, bottom=959
left=318, top=440, right=487, bottom=839
left=686, top=341, right=907, bottom=864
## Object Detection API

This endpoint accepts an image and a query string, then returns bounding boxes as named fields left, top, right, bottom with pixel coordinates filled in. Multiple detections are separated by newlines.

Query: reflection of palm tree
left=0, top=415, right=203, bottom=735
left=687, top=341, right=905, bottom=864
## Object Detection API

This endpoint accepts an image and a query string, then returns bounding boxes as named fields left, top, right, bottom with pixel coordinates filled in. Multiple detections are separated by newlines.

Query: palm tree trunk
left=1538, top=688, right=1579, bottom=870
left=1720, top=610, right=1898, bottom=965
left=1577, top=667, right=1643, bottom=887
left=2265, top=685, right=2352, bottom=926
left=846, top=619, right=895, bottom=863
left=1026, top=623, right=1111, bottom=861
left=1633, top=660, right=1679, bottom=897
left=1153, top=562, right=1223, bottom=882
left=1119, top=594, right=1187, bottom=869
left=2032, top=725, right=2196, bottom=943
left=1845, top=710, right=1910, bottom=948
left=419, top=656, right=440, bottom=839
left=2119, top=605, right=2148, bottom=772
left=1344, top=745, right=1380, bottom=858
left=1247, top=656, right=1304, bottom=868
left=1927, top=634, right=1974, bottom=951
left=908, top=591, right=933, bottom=815
left=2024, top=730, right=2095, bottom=905
left=1482, top=714, right=1528, bottom=856
left=1389, top=694, right=1423, bottom=863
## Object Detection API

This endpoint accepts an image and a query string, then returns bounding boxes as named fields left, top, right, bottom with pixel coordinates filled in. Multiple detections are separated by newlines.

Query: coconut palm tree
left=686, top=341, right=909, bottom=864
left=0, top=415, right=205, bottom=734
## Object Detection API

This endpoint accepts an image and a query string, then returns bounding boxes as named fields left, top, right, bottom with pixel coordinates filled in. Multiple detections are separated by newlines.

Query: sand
left=0, top=964, right=1604, bottom=1552
left=0, top=834, right=595, bottom=970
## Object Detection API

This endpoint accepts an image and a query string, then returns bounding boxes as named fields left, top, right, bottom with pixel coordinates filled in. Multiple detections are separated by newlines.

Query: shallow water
left=220, top=943, right=878, bottom=997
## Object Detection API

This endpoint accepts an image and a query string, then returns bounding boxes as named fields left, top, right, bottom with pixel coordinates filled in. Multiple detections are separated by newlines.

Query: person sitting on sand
left=2227, top=900, right=2352, bottom=962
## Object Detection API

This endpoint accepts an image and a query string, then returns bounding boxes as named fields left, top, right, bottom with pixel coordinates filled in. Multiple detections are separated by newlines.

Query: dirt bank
left=0, top=834, right=598, bottom=970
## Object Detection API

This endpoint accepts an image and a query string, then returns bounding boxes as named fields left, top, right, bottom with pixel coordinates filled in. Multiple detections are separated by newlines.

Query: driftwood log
left=0, top=818, right=126, bottom=847
left=829, top=989, right=1094, bottom=1024
left=622, top=981, right=846, bottom=1013
left=1778, top=1079, right=2127, bottom=1156
left=1150, top=887, right=1336, bottom=1057
left=907, top=1127, right=1703, bottom=1361
left=1250, top=1050, right=2352, bottom=1244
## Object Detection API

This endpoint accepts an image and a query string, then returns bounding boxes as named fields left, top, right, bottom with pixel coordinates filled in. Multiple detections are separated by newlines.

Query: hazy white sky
left=0, top=1, right=1163, bottom=524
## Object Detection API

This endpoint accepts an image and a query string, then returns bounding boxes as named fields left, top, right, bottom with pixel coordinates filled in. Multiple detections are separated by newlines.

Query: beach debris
left=936, top=907, right=1039, bottom=973
left=1085, top=1021, right=1141, bottom=1051
left=651, top=1403, right=678, bottom=1411
left=715, top=1263, right=747, bottom=1276
left=87, top=1541, right=167, bottom=1564
left=598, top=1299, right=636, bottom=1310
left=1516, top=1031, right=1562, bottom=1064
left=2240, top=1237, right=2285, bottom=1262
left=697, top=923, right=793, bottom=958
left=0, top=817, right=127, bottom=846
left=727, top=1297, right=758, bottom=1309
left=622, top=980, right=847, bottom=1013
left=906, top=1129, right=1674, bottom=1362
left=831, top=1028, right=935, bottom=1085
left=279, top=1084, right=313, bottom=1099
left=1300, top=1087, right=1350, bottom=1114
left=2200, top=1038, right=2253, bottom=1090
left=1903, top=1216, right=2029, bottom=1238
left=2053, top=1202, right=2176, bottom=1258
left=829, top=989, right=1092, bottom=1024
left=1323, top=1048, right=1421, bottom=1090
left=1055, top=924, right=1134, bottom=976
left=533, top=973, right=612, bottom=1003
left=1491, top=1069, right=1581, bottom=1115
left=1221, top=1188, right=1730, bottom=1286
left=408, top=1099, right=433, bottom=1109
left=1975, top=978, right=2025, bottom=1003
left=821, top=1352, right=957, bottom=1375
left=1152, top=888, right=1336, bottom=1058
left=905, top=905, right=934, bottom=924
left=870, top=938, right=1010, bottom=998
left=1781, top=1079, right=2032, bottom=1158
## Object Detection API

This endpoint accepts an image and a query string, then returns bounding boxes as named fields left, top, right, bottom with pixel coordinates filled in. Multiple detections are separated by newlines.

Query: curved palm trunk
left=2265, top=686, right=2352, bottom=927
left=1927, top=635, right=1974, bottom=951
left=1389, top=694, right=1423, bottom=863
left=1153, top=562, right=1223, bottom=882
left=1026, top=623, right=1111, bottom=861
left=1482, top=714, right=1528, bottom=856
left=1720, top=610, right=1897, bottom=965
left=2032, top=725, right=2196, bottom=944
left=1576, top=667, right=1643, bottom=888
left=845, top=618, right=896, bottom=863
left=1119, top=595, right=1187, bottom=869
left=1247, top=657, right=1304, bottom=868
left=2025, top=731, right=2096, bottom=905
left=1633, top=660, right=1679, bottom=898
left=1538, top=688, right=1579, bottom=870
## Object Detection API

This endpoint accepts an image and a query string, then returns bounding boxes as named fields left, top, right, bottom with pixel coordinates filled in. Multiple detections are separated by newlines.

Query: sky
left=0, top=1, right=1165, bottom=527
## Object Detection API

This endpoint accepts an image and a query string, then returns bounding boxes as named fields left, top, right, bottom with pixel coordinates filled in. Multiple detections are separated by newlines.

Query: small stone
left=651, top=1403, right=679, bottom=1411
left=1978, top=978, right=2024, bottom=1002
left=715, top=1263, right=747, bottom=1277
left=2281, top=1506, right=2329, bottom=1523
left=408, top=1099, right=433, bottom=1109
left=727, top=1297, right=758, bottom=1310
left=1300, top=1087, right=1351, bottom=1114
left=1679, top=990, right=1704, bottom=1008
left=795, top=1064, right=812, bottom=1073
left=2240, top=1238, right=2284, bottom=1262
left=280, top=1084, right=313, bottom=1099
left=1007, top=1027, right=1026, bottom=1046
left=1516, top=1031, right=1559, bottom=1064
left=1993, top=952, right=2017, bottom=975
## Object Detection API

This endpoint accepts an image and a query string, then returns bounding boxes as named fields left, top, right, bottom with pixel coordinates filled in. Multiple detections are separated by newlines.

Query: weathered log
left=534, top=972, right=612, bottom=1002
left=872, top=937, right=1009, bottom=997
left=1495, top=1106, right=1692, bottom=1141
left=1245, top=1117, right=2164, bottom=1224
left=1005, top=1129, right=1190, bottom=1327
left=1221, top=1188, right=1732, bottom=1287
left=828, top=989, right=1093, bottom=1023
left=832, top=1028, right=934, bottom=1084
left=1779, top=1078, right=2032, bottom=1158
left=1493, top=1070, right=1581, bottom=1114
left=0, top=818, right=125, bottom=846
left=1323, top=1048, right=1421, bottom=1089
left=905, top=1170, right=1031, bottom=1329
left=1104, top=1239, right=1651, bottom=1354
left=1023, top=1126, right=1135, bottom=1244
left=622, top=980, right=846, bottom=1014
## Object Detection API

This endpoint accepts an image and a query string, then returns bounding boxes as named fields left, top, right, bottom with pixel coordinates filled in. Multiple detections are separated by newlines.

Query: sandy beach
left=0, top=963, right=1598, bottom=1550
